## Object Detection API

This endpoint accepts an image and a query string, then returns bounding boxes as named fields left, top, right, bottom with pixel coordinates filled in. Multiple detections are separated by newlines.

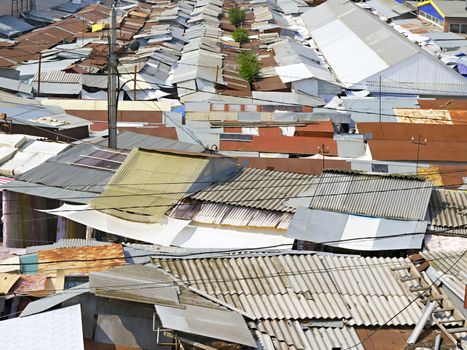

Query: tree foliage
left=228, top=8, right=246, bottom=27
left=238, top=51, right=261, bottom=85
left=232, top=28, right=249, bottom=46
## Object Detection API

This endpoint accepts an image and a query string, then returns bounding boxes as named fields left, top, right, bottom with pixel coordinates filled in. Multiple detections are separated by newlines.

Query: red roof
left=221, top=123, right=337, bottom=155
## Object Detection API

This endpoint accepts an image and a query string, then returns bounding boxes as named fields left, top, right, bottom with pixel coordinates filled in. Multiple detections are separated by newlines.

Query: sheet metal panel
left=192, top=167, right=315, bottom=212
left=0, top=305, right=84, bottom=350
left=91, top=148, right=237, bottom=223
left=156, top=304, right=256, bottom=347
left=90, top=265, right=180, bottom=305
left=21, top=283, right=89, bottom=317
left=305, top=170, right=432, bottom=221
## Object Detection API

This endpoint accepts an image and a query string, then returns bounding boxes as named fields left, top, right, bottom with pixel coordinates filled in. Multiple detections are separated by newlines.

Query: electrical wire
left=343, top=249, right=467, bottom=349
left=1, top=224, right=465, bottom=269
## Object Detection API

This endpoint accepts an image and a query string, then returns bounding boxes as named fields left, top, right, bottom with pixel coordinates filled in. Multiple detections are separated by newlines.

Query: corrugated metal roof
left=302, top=0, right=467, bottom=95
left=0, top=16, right=35, bottom=37
left=90, top=264, right=180, bottom=305
left=26, top=239, right=111, bottom=253
left=97, top=131, right=205, bottom=153
left=192, top=167, right=315, bottom=212
left=153, top=252, right=422, bottom=326
left=252, top=321, right=364, bottom=350
left=170, top=200, right=293, bottom=229
left=13, top=144, right=118, bottom=195
left=303, top=170, right=432, bottom=221
left=341, top=97, right=419, bottom=123
left=428, top=189, right=467, bottom=235
left=90, top=148, right=236, bottom=223
left=34, top=70, right=81, bottom=84
left=420, top=250, right=467, bottom=283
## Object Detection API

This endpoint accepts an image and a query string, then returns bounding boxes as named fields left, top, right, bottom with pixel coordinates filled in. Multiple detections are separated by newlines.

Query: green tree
left=232, top=28, right=249, bottom=46
left=238, top=51, right=261, bottom=85
left=229, top=8, right=246, bottom=27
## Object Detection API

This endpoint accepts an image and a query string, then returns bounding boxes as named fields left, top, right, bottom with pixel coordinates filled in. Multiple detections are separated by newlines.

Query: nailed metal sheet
left=155, top=304, right=256, bottom=347
left=252, top=321, right=364, bottom=350
left=302, top=170, right=432, bottom=221
left=192, top=167, right=315, bottom=212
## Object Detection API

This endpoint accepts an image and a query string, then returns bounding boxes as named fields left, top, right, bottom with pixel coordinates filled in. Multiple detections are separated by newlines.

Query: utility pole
left=107, top=2, right=118, bottom=149
left=411, top=134, right=427, bottom=174
left=317, top=144, right=329, bottom=173
left=36, top=53, right=42, bottom=97
left=379, top=75, right=382, bottom=123
left=133, top=65, right=137, bottom=101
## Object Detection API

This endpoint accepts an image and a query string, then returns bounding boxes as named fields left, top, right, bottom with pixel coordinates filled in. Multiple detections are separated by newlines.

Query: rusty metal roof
left=37, top=243, right=125, bottom=276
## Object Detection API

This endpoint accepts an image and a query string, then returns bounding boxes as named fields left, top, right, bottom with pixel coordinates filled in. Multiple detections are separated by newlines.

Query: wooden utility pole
left=37, top=53, right=42, bottom=96
left=133, top=65, right=137, bottom=101
left=411, top=134, right=427, bottom=174
left=317, top=144, right=330, bottom=173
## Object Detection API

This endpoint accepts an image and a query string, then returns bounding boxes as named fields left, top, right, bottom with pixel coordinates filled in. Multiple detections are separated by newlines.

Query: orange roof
left=357, top=122, right=467, bottom=142
left=221, top=125, right=337, bottom=155
left=366, top=140, right=467, bottom=162
left=419, top=99, right=467, bottom=110
left=37, top=244, right=125, bottom=277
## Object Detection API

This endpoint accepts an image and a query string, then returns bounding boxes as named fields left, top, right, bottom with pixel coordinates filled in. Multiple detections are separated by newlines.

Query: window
left=450, top=23, right=460, bottom=33
left=461, top=24, right=467, bottom=34
left=371, top=163, right=389, bottom=173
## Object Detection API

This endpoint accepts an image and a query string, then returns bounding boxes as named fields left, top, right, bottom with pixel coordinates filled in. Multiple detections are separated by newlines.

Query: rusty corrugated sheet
left=37, top=243, right=125, bottom=276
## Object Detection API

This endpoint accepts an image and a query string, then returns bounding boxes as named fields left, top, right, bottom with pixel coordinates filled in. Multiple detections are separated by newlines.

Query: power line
left=1, top=224, right=465, bottom=268
left=343, top=249, right=467, bottom=349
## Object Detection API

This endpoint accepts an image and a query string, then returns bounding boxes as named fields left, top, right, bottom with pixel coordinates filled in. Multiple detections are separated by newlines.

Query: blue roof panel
left=419, top=3, right=444, bottom=21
